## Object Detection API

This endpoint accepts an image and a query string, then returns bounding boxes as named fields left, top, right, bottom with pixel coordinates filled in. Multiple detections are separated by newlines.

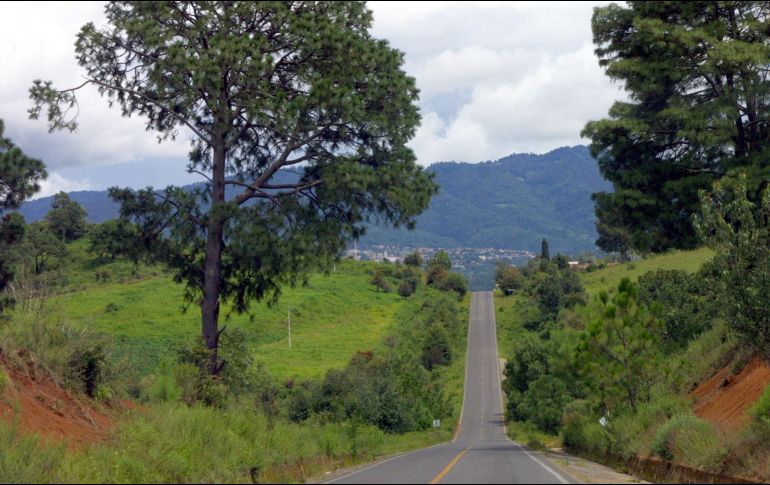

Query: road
left=327, top=291, right=578, bottom=484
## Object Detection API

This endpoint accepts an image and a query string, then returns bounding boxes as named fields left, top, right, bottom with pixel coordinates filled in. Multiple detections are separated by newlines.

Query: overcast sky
left=0, top=1, right=622, bottom=197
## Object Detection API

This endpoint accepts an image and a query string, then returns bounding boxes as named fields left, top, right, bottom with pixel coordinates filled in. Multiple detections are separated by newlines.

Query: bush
left=638, top=269, right=710, bottom=348
left=0, top=422, right=67, bottom=483
left=750, top=385, right=770, bottom=429
left=0, top=367, right=7, bottom=394
left=421, top=324, right=452, bottom=370
left=370, top=269, right=391, bottom=293
left=403, top=251, right=423, bottom=267
left=434, top=272, right=468, bottom=299
left=398, top=278, right=417, bottom=298
left=651, top=414, right=721, bottom=466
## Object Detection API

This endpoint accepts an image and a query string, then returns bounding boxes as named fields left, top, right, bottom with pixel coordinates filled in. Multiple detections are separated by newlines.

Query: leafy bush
left=651, top=414, right=721, bottom=467
left=638, top=269, right=710, bottom=347
left=370, top=269, right=391, bottom=293
left=398, top=278, right=417, bottom=298
left=434, top=272, right=468, bottom=300
left=0, top=367, right=7, bottom=394
left=750, top=385, right=770, bottom=429
left=421, top=324, right=452, bottom=370
left=403, top=251, right=423, bottom=267
left=0, top=422, right=67, bottom=483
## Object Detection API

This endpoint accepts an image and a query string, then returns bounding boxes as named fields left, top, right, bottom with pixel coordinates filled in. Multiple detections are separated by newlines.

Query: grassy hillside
left=580, top=248, right=714, bottom=297
left=494, top=247, right=770, bottom=482
left=49, top=249, right=405, bottom=380
left=1, top=237, right=471, bottom=483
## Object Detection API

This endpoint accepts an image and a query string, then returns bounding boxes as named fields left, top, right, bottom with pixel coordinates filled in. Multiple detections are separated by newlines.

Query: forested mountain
left=19, top=146, right=609, bottom=254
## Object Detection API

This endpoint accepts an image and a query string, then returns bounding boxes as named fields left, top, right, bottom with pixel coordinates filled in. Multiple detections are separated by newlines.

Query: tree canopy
left=30, top=1, right=437, bottom=374
left=584, top=1, right=770, bottom=253
left=0, top=119, right=47, bottom=314
left=45, top=192, right=87, bottom=242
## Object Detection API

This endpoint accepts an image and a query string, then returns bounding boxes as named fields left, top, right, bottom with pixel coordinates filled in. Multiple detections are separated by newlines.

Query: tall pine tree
left=584, top=2, right=770, bottom=253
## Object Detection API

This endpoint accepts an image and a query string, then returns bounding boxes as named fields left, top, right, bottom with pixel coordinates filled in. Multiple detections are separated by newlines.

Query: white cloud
left=0, top=1, right=626, bottom=182
left=0, top=1, right=189, bottom=170
left=33, top=172, right=92, bottom=199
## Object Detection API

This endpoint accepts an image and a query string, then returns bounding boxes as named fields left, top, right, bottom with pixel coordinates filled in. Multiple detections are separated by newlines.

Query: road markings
left=429, top=448, right=470, bottom=484
left=489, top=292, right=572, bottom=485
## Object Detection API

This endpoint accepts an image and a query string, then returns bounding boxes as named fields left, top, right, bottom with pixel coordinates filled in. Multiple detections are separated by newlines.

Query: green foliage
left=44, top=192, right=87, bottom=242
left=87, top=219, right=141, bottom=263
left=0, top=367, right=7, bottom=394
left=398, top=278, right=417, bottom=298
left=540, top=238, right=550, bottom=260
left=638, top=269, right=711, bottom=348
left=403, top=251, right=423, bottom=268
left=10, top=221, right=67, bottom=275
left=0, top=422, right=67, bottom=483
left=31, top=1, right=437, bottom=375
left=696, top=175, right=770, bottom=350
left=370, top=269, right=392, bottom=293
left=421, top=324, right=452, bottom=370
left=651, top=415, right=721, bottom=466
left=427, top=250, right=452, bottom=271
left=0, top=119, right=46, bottom=316
left=434, top=272, right=468, bottom=300
left=495, top=263, right=523, bottom=295
left=750, top=385, right=770, bottom=430
left=584, top=2, right=770, bottom=253
left=576, top=278, right=663, bottom=412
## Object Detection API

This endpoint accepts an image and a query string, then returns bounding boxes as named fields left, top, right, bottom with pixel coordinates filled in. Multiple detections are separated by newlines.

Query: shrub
left=403, top=251, right=423, bottom=267
left=370, top=269, right=391, bottom=293
left=0, top=367, right=7, bottom=394
left=398, top=278, right=417, bottom=298
left=651, top=414, right=721, bottom=466
left=421, top=324, right=452, bottom=370
left=750, top=384, right=770, bottom=430
left=638, top=269, right=710, bottom=348
left=434, top=272, right=468, bottom=299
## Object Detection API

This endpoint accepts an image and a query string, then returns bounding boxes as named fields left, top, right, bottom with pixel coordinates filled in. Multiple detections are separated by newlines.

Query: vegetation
left=44, top=192, right=87, bottom=243
left=0, top=242, right=469, bottom=481
left=31, top=1, right=437, bottom=377
left=0, top=119, right=47, bottom=317
left=584, top=1, right=770, bottom=255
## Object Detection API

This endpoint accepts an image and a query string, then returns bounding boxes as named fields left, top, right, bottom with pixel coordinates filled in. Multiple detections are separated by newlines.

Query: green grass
left=580, top=248, right=714, bottom=297
left=47, top=258, right=408, bottom=380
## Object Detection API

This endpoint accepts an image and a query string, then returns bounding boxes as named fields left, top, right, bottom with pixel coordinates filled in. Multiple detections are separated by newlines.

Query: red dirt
left=692, top=356, right=770, bottom=430
left=0, top=353, right=113, bottom=449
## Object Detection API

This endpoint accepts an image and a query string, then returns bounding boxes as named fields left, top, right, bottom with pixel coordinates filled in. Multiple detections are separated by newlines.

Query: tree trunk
left=201, top=138, right=226, bottom=375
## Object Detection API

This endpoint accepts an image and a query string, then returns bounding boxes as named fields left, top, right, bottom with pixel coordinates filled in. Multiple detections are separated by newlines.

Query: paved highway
left=328, top=291, right=578, bottom=484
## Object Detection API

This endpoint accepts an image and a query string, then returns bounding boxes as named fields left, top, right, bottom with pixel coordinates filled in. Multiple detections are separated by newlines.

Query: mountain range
left=19, top=145, right=610, bottom=255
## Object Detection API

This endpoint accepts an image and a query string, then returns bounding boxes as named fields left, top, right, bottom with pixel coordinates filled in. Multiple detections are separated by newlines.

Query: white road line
left=489, top=291, right=572, bottom=485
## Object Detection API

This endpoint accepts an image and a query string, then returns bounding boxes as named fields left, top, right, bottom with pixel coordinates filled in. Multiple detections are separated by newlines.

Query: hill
left=18, top=146, right=610, bottom=255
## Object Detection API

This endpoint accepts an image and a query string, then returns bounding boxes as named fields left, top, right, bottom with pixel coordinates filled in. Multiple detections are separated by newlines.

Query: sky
left=0, top=1, right=622, bottom=197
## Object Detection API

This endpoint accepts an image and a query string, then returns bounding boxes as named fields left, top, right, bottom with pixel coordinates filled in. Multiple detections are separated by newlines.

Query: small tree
left=370, top=269, right=391, bottom=293
left=435, top=272, right=468, bottom=300
left=88, top=219, right=142, bottom=263
left=0, top=119, right=47, bottom=315
left=694, top=174, right=770, bottom=350
left=427, top=250, right=452, bottom=271
left=398, top=278, right=417, bottom=298
left=495, top=263, right=523, bottom=295
left=23, top=222, right=67, bottom=274
left=403, top=251, right=423, bottom=268
left=540, top=238, right=550, bottom=260
left=45, top=192, right=87, bottom=242
left=575, top=278, right=663, bottom=412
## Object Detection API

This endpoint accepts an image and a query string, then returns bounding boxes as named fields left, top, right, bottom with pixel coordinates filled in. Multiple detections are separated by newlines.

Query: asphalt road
left=327, top=291, right=579, bottom=484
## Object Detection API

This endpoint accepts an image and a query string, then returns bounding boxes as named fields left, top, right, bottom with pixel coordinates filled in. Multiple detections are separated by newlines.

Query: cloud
left=0, top=1, right=626, bottom=186
left=0, top=2, right=189, bottom=171
left=369, top=1, right=625, bottom=164
left=33, top=172, right=93, bottom=199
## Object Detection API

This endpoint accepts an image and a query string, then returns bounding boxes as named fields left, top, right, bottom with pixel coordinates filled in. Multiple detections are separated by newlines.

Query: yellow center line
left=429, top=448, right=471, bottom=484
